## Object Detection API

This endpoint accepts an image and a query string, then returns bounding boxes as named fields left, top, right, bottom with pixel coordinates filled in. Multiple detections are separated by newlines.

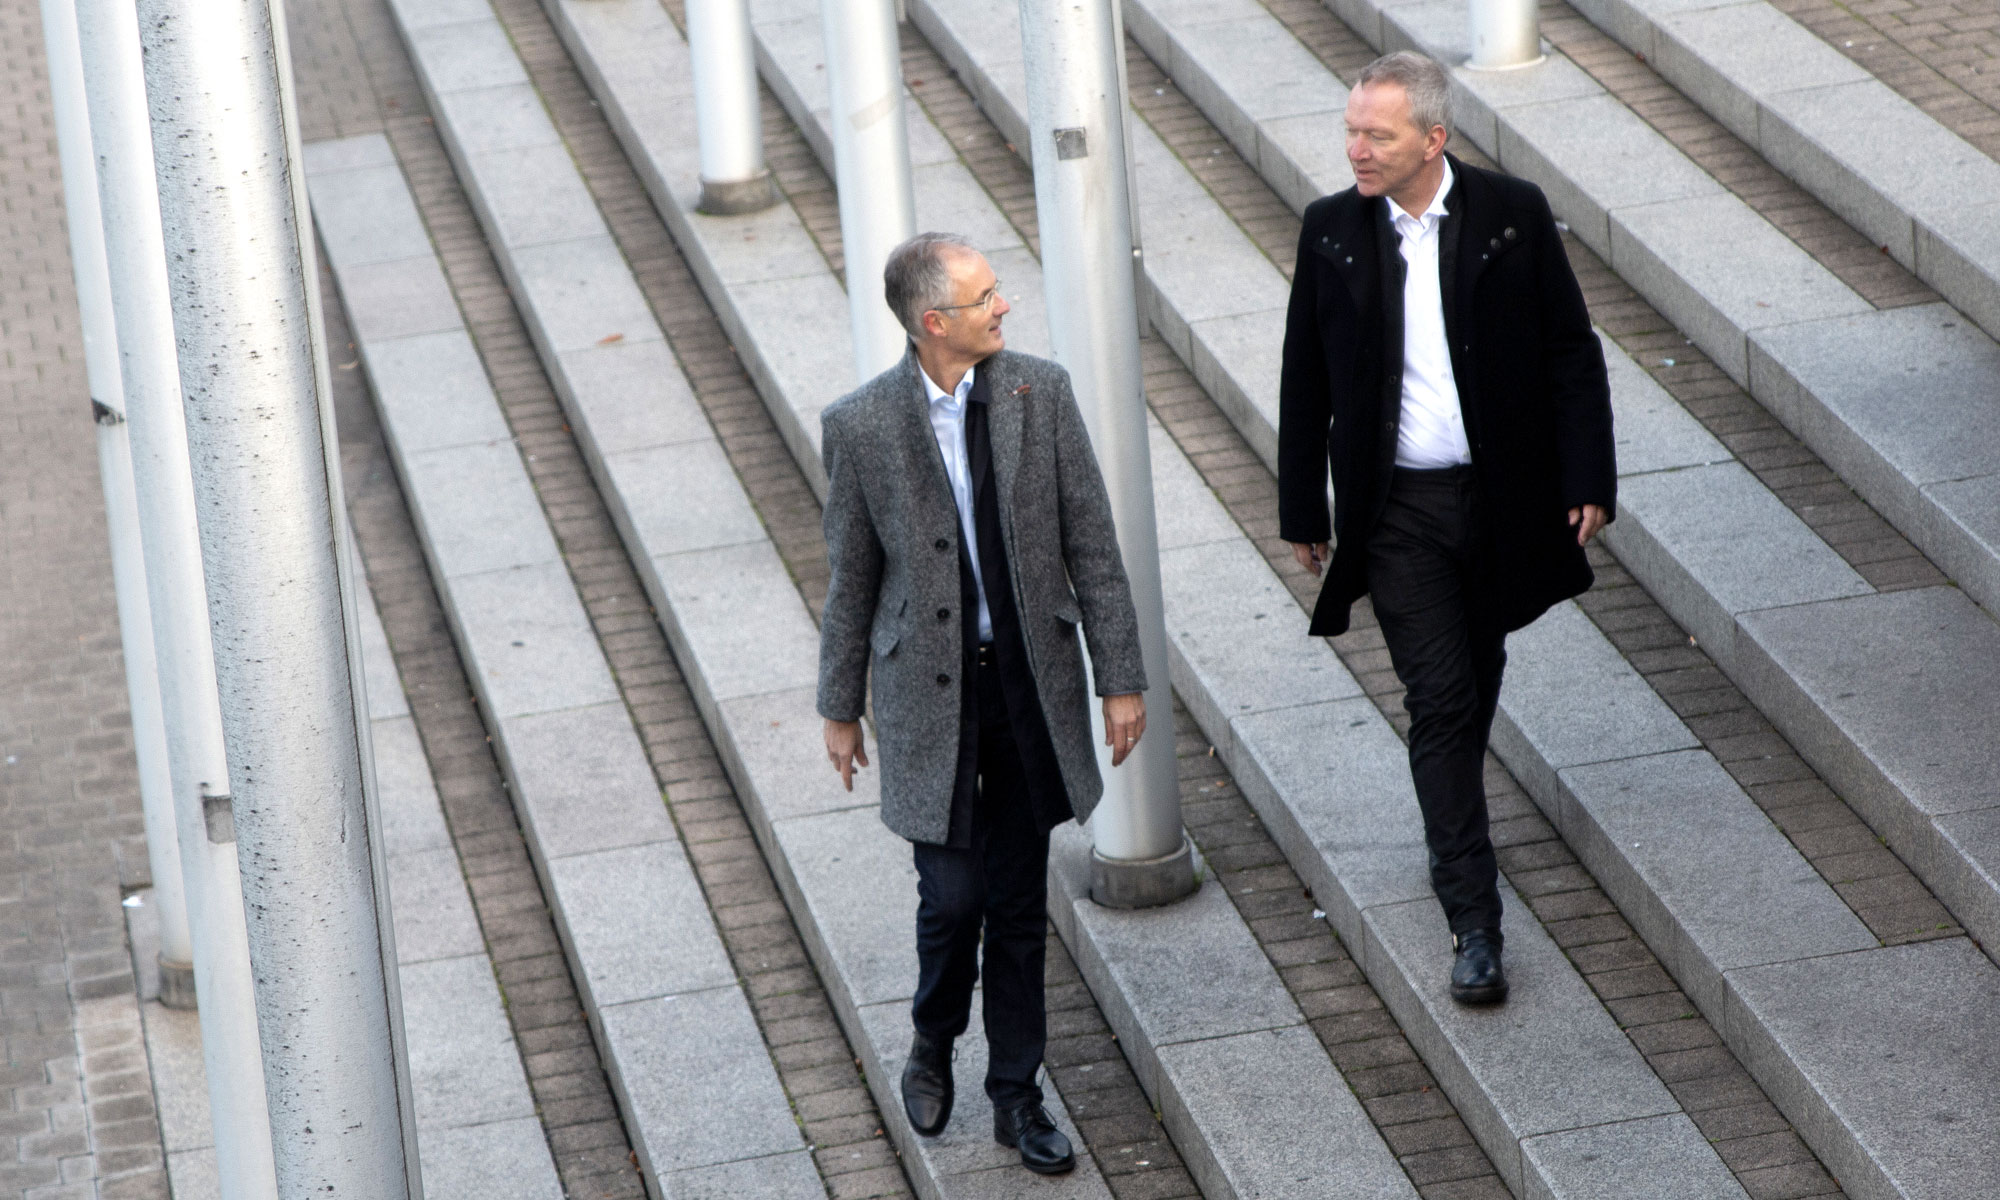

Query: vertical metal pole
left=132, top=1, right=419, bottom=1196
left=689, top=0, right=776, bottom=213
left=1020, top=0, right=1192, bottom=908
left=72, top=0, right=280, bottom=1192
left=821, top=0, right=917, bottom=379
left=1467, top=0, right=1543, bottom=69
left=38, top=0, right=196, bottom=1008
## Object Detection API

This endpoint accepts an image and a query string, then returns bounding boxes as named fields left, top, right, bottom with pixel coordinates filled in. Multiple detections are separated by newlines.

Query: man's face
left=923, top=248, right=1009, bottom=358
left=1345, top=81, right=1440, bottom=200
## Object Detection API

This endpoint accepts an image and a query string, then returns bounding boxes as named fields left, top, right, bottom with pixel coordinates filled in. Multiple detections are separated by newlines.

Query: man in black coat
left=1279, top=52, right=1615, bottom=1004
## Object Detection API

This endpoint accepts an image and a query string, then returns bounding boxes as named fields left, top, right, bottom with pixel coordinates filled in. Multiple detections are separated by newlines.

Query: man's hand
left=824, top=718, right=869, bottom=791
left=1103, top=693, right=1146, bottom=767
left=1289, top=541, right=1332, bottom=577
left=1568, top=504, right=1609, bottom=547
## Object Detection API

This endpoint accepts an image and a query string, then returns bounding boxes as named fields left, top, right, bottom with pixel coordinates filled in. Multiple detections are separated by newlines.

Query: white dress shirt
left=1391, top=158, right=1473, bottom=470
left=921, top=363, right=994, bottom=644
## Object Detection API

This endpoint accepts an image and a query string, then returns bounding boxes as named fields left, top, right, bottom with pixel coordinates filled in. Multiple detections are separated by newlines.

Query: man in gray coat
left=819, top=232, right=1148, bottom=1175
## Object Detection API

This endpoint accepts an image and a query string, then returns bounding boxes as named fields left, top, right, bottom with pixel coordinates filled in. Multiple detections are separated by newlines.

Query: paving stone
left=1605, top=330, right=1733, bottom=477
left=1495, top=94, right=1722, bottom=258
left=1492, top=601, right=1698, bottom=807
left=599, top=986, right=804, bottom=1178
left=1522, top=1112, right=1748, bottom=1200
left=1157, top=1025, right=1418, bottom=1200
left=401, top=954, right=538, bottom=1129
left=664, top=1149, right=826, bottom=1200
left=388, top=846, right=487, bottom=964
left=466, top=143, right=610, bottom=249
left=1363, top=887, right=1680, bottom=1194
left=415, top=1116, right=566, bottom=1199
left=547, top=841, right=735, bottom=1006
left=496, top=701, right=677, bottom=859
left=1554, top=750, right=1875, bottom=1017
left=1045, top=826, right=1302, bottom=1100
left=504, top=237, right=664, bottom=355
left=603, top=440, right=766, bottom=558
left=653, top=541, right=821, bottom=712
left=1184, top=308, right=1286, bottom=469
left=1229, top=697, right=1432, bottom=948
left=1915, top=199, right=2000, bottom=348
left=1734, top=587, right=2000, bottom=950
left=336, top=256, right=464, bottom=344
left=1149, top=419, right=1245, bottom=553
left=404, top=17, right=531, bottom=92
left=1747, top=303, right=2000, bottom=613
left=768, top=810, right=918, bottom=1011
left=1610, top=192, right=1870, bottom=383
left=1161, top=538, right=1363, bottom=752
left=710, top=688, right=878, bottom=837
left=306, top=164, right=437, bottom=269
left=552, top=339, right=712, bottom=459
left=358, top=331, right=514, bottom=456
left=1609, top=462, right=1870, bottom=661
left=446, top=561, right=622, bottom=717
left=1653, top=2, right=1869, bottom=146
left=404, top=439, right=563, bottom=577
left=433, top=82, right=565, bottom=155
left=1726, top=939, right=2000, bottom=1200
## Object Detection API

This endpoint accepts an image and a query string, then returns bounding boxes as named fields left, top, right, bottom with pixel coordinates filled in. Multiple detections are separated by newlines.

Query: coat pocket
left=871, top=597, right=908, bottom=657
left=1051, top=596, right=1083, bottom=626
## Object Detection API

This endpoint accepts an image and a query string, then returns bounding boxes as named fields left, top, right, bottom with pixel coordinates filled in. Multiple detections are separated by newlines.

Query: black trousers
left=910, top=652, right=1050, bottom=1108
left=1366, top=466, right=1507, bottom=936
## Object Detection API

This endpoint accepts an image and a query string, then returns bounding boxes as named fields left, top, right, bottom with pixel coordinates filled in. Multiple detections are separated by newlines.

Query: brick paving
left=1769, top=0, right=2000, bottom=163
left=0, top=0, right=170, bottom=1194
left=1538, top=0, right=1938, bottom=310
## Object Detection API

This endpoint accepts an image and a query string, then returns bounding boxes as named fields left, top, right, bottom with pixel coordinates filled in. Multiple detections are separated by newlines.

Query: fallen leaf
left=598, top=332, right=625, bottom=345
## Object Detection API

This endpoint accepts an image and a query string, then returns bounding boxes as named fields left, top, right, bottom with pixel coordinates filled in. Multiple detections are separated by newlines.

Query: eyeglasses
left=929, top=281, right=1003, bottom=318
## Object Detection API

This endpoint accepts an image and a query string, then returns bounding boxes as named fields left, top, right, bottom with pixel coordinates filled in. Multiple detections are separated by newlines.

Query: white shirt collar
left=1391, top=157, right=1454, bottom=230
left=919, top=361, right=976, bottom=411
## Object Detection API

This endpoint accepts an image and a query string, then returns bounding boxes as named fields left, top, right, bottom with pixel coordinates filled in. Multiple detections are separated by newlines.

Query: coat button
left=936, top=673, right=951, bottom=686
left=937, top=607, right=950, bottom=622
left=934, top=537, right=949, bottom=551
left=1345, top=256, right=1354, bottom=264
left=1489, top=237, right=1501, bottom=250
left=1504, top=226, right=1517, bottom=240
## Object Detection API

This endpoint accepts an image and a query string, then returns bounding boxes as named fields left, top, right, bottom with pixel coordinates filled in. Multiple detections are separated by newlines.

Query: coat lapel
left=893, top=350, right=956, bottom=514
left=976, top=354, right=1024, bottom=527
left=1451, top=156, right=1527, bottom=310
left=1313, top=193, right=1380, bottom=318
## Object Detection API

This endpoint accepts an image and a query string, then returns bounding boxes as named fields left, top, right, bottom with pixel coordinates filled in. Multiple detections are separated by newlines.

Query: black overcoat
left=1277, top=154, right=1616, bottom=637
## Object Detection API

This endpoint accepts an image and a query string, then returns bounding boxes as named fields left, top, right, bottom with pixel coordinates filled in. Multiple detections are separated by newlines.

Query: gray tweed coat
left=816, top=347, right=1147, bottom=845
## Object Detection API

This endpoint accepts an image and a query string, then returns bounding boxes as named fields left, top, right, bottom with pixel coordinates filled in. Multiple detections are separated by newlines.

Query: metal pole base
left=698, top=171, right=777, bottom=214
left=1463, top=51, right=1547, bottom=71
left=157, top=955, right=197, bottom=1009
left=1089, top=833, right=1197, bottom=909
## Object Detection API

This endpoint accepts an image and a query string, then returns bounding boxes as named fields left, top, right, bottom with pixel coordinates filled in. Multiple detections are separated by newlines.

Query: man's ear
left=1426, top=124, right=1448, bottom=159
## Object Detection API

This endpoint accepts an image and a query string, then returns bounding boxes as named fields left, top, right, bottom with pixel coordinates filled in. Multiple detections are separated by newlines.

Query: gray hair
left=1356, top=51, right=1451, bottom=137
left=884, top=232, right=976, bottom=340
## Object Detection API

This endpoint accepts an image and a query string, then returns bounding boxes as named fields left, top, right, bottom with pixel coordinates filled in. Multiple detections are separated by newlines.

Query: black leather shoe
left=1450, top=928, right=1508, bottom=1005
left=902, top=1034, right=953, bottom=1136
left=994, top=1101, right=1075, bottom=1175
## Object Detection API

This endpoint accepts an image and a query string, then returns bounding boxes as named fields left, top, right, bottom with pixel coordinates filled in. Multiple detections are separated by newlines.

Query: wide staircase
left=292, top=0, right=2000, bottom=1195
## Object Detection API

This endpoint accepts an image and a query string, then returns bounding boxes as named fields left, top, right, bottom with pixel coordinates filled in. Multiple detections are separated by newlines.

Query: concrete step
left=479, top=2, right=1417, bottom=1197
left=725, top=6, right=2000, bottom=1200
left=369, top=5, right=1126, bottom=1196
left=128, top=529, right=565, bottom=1200
left=536, top=1, right=1783, bottom=1195
left=304, top=131, right=822, bottom=1199
left=1564, top=0, right=2000, bottom=345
